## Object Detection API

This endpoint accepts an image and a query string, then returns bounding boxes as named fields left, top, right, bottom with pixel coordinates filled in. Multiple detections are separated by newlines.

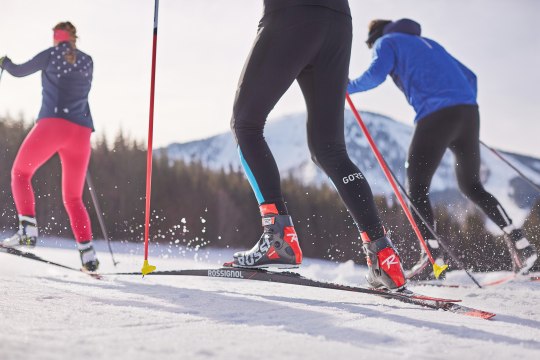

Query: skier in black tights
left=227, top=0, right=406, bottom=291
left=348, top=18, right=538, bottom=279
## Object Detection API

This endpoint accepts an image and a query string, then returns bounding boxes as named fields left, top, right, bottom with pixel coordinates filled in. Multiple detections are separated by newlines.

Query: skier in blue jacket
left=348, top=18, right=538, bottom=279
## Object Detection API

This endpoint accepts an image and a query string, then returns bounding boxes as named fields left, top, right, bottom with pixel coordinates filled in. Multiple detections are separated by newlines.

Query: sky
left=0, top=0, right=539, bottom=156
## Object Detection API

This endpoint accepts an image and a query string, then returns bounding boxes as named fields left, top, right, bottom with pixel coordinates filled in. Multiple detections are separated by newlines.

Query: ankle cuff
left=18, top=215, right=37, bottom=225
left=77, top=240, right=94, bottom=251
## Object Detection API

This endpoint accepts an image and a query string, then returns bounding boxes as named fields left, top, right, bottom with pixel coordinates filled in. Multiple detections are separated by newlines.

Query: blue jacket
left=348, top=19, right=477, bottom=123
left=1, top=42, right=94, bottom=130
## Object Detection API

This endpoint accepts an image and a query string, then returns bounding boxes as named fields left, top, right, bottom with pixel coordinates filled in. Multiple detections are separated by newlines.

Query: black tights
left=407, top=105, right=512, bottom=239
left=231, top=6, right=383, bottom=239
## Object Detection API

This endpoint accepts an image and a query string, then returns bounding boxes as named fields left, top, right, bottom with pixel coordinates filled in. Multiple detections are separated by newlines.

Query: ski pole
left=384, top=164, right=482, bottom=288
left=480, top=141, right=540, bottom=194
left=86, top=171, right=118, bottom=266
left=141, top=0, right=159, bottom=276
left=345, top=94, right=448, bottom=279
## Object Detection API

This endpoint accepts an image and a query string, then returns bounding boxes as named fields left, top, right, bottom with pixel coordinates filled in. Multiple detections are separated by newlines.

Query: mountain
left=160, top=110, right=540, bottom=225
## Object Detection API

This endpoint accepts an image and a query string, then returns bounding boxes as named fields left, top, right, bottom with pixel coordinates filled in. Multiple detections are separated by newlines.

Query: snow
left=1, top=238, right=539, bottom=360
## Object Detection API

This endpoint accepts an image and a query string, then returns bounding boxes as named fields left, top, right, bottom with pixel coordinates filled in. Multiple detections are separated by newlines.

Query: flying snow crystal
left=200, top=217, right=206, bottom=223
left=63, top=108, right=69, bottom=113
left=181, top=218, right=186, bottom=224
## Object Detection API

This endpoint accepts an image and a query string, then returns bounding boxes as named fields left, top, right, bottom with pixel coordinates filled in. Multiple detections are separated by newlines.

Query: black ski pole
left=384, top=161, right=483, bottom=288
left=480, top=140, right=540, bottom=194
left=86, top=171, right=118, bottom=266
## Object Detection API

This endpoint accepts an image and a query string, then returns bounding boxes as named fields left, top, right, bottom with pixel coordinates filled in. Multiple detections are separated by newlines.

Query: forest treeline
left=1, top=114, right=539, bottom=271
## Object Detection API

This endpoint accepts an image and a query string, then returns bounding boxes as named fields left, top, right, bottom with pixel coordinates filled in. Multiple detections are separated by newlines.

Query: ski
left=0, top=244, right=102, bottom=279
left=108, top=267, right=495, bottom=319
left=414, top=272, right=540, bottom=288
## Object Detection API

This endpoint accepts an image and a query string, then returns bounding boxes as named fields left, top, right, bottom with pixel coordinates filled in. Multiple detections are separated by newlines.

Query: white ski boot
left=2, top=215, right=38, bottom=248
left=78, top=240, right=100, bottom=272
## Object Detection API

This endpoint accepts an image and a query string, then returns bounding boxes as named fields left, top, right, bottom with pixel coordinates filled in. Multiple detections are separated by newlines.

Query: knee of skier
left=310, top=144, right=347, bottom=171
left=11, top=164, right=32, bottom=183
left=407, top=182, right=430, bottom=203
left=230, top=113, right=264, bottom=144
left=458, top=181, right=485, bottom=200
left=63, top=196, right=84, bottom=211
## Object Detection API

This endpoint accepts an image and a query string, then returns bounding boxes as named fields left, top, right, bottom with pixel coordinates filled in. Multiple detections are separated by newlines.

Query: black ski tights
left=231, top=6, right=384, bottom=239
left=407, top=105, right=513, bottom=239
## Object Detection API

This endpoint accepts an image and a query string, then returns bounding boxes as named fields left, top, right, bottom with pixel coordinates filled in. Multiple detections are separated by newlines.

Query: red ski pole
left=345, top=94, right=448, bottom=278
left=141, top=0, right=160, bottom=276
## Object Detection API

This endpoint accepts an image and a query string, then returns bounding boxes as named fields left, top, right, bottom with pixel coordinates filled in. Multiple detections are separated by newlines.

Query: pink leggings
left=12, top=118, right=93, bottom=242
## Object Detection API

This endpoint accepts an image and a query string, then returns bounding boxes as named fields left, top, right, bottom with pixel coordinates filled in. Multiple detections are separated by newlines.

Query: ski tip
left=465, top=310, right=497, bottom=320
left=141, top=260, right=156, bottom=276
left=433, top=263, right=449, bottom=279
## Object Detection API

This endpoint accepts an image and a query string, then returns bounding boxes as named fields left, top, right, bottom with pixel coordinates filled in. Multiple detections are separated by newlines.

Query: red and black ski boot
left=362, top=233, right=406, bottom=290
left=228, top=204, right=302, bottom=269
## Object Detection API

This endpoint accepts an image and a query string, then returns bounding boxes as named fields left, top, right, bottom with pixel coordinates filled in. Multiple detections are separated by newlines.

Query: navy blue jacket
left=1, top=42, right=94, bottom=130
left=348, top=19, right=477, bottom=123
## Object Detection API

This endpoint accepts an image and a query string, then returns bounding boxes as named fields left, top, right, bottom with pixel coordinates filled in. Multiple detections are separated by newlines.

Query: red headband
left=53, top=29, right=71, bottom=43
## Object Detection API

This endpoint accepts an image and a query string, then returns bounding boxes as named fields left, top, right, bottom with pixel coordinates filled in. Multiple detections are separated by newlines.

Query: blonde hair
left=53, top=21, right=78, bottom=64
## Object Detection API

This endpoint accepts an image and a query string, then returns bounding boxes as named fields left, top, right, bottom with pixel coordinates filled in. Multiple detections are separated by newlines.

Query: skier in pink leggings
left=0, top=22, right=99, bottom=271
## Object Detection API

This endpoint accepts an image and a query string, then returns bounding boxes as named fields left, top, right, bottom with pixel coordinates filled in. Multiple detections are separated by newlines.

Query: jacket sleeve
left=348, top=39, right=395, bottom=94
left=1, top=49, right=50, bottom=77
left=451, top=56, right=477, bottom=98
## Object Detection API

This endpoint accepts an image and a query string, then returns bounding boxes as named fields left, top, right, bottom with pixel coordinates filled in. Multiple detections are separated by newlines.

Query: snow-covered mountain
left=161, top=111, right=540, bottom=225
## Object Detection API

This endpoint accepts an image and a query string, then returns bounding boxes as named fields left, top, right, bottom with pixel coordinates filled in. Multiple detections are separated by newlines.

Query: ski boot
left=228, top=204, right=302, bottom=269
left=406, top=238, right=446, bottom=281
left=503, top=227, right=538, bottom=274
left=362, top=233, right=406, bottom=290
left=78, top=240, right=100, bottom=272
left=2, top=215, right=38, bottom=248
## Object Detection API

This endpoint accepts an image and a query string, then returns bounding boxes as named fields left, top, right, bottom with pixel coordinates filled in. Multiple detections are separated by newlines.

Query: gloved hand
left=0, top=56, right=7, bottom=68
left=347, top=79, right=355, bottom=94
